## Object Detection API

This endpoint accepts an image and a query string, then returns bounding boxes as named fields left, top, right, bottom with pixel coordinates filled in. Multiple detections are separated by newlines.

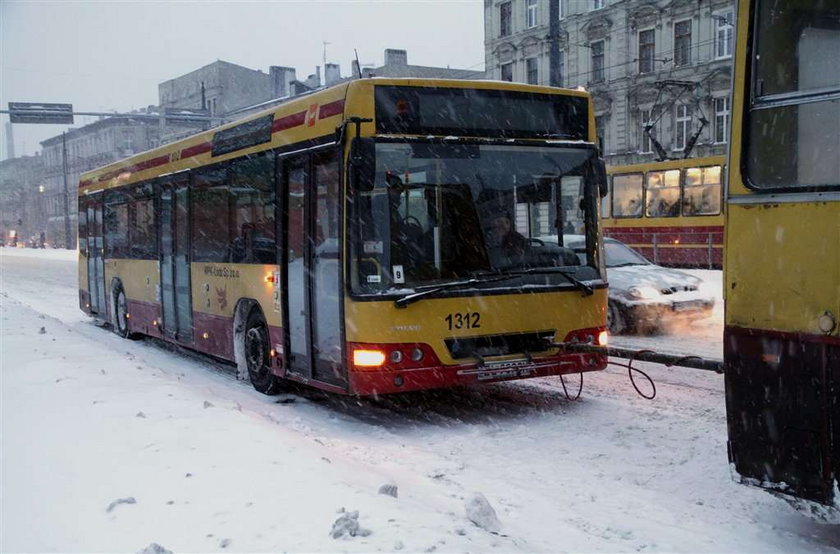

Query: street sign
left=8, top=102, right=74, bottom=124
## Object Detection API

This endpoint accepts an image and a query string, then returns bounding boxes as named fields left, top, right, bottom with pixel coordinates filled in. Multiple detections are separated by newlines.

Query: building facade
left=39, top=117, right=169, bottom=247
left=484, top=0, right=735, bottom=165
left=0, top=154, right=45, bottom=246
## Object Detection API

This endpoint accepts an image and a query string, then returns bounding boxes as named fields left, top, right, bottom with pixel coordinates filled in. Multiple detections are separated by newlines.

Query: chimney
left=351, top=60, right=360, bottom=78
left=384, top=48, right=408, bottom=66
left=269, top=66, right=297, bottom=98
left=325, top=63, right=341, bottom=86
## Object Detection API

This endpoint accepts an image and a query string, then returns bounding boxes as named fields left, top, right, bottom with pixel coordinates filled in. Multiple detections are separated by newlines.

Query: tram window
left=228, top=155, right=275, bottom=264
left=747, top=0, right=840, bottom=188
left=600, top=185, right=611, bottom=218
left=191, top=167, right=230, bottom=262
left=104, top=200, right=129, bottom=258
left=645, top=169, right=680, bottom=217
left=683, top=166, right=722, bottom=216
left=611, top=173, right=643, bottom=218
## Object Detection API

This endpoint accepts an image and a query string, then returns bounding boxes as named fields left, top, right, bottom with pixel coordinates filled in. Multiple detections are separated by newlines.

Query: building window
left=559, top=0, right=565, bottom=19
left=123, top=132, right=133, bottom=153
left=500, top=2, right=512, bottom=37
left=526, top=57, right=539, bottom=85
left=592, top=0, right=605, bottom=11
left=501, top=62, right=513, bottom=82
left=591, top=40, right=605, bottom=83
left=714, top=96, right=730, bottom=144
left=716, top=12, right=733, bottom=58
left=674, top=104, right=692, bottom=151
left=526, top=0, right=538, bottom=28
left=638, top=29, right=655, bottom=73
left=595, top=115, right=606, bottom=153
left=639, top=109, right=654, bottom=154
left=674, top=20, right=692, bottom=66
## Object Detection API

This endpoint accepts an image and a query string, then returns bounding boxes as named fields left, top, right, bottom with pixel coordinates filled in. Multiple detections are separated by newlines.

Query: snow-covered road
left=2, top=248, right=838, bottom=552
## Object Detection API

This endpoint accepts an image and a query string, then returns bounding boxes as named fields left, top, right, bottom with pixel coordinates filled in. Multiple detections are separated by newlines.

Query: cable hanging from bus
left=78, top=78, right=610, bottom=397
left=723, top=0, right=840, bottom=518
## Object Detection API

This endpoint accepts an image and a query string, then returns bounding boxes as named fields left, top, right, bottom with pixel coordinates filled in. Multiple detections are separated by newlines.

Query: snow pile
left=329, top=509, right=371, bottom=539
left=136, top=543, right=172, bottom=554
left=465, top=493, right=501, bottom=533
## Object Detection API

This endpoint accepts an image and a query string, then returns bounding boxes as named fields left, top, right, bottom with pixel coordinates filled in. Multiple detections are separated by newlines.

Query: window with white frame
left=714, top=96, right=730, bottom=144
left=526, top=57, right=539, bottom=84
left=716, top=12, right=733, bottom=58
left=674, top=20, right=692, bottom=66
left=638, top=29, right=655, bottom=73
left=674, top=104, right=692, bottom=151
left=591, top=40, right=605, bottom=83
left=501, top=62, right=513, bottom=82
left=592, top=0, right=605, bottom=11
left=526, top=0, right=538, bottom=28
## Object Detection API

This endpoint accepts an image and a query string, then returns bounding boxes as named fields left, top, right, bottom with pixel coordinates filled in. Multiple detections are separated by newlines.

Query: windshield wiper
left=394, top=267, right=594, bottom=308
left=508, top=267, right=594, bottom=296
left=394, top=274, right=516, bottom=308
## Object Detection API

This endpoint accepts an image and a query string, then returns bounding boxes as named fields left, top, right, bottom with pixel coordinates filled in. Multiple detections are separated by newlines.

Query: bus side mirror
left=594, top=157, right=608, bottom=198
left=350, top=138, right=376, bottom=192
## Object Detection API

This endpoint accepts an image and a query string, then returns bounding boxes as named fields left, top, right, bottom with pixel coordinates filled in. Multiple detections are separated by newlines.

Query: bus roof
left=79, top=78, right=591, bottom=194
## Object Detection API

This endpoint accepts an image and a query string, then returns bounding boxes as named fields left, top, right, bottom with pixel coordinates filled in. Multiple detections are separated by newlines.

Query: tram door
left=281, top=151, right=344, bottom=386
left=86, top=196, right=107, bottom=315
left=159, top=176, right=193, bottom=342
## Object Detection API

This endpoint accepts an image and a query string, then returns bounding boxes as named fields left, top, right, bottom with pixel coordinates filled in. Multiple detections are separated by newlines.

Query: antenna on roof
left=354, top=49, right=362, bottom=79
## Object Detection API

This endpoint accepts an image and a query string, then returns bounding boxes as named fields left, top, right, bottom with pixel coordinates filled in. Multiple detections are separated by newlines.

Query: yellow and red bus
left=724, top=0, right=839, bottom=513
left=601, top=156, right=725, bottom=268
left=78, top=78, right=609, bottom=396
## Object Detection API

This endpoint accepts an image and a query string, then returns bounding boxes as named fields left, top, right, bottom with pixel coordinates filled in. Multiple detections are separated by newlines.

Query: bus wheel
left=607, top=301, right=626, bottom=335
left=244, top=310, right=283, bottom=395
left=113, top=287, right=132, bottom=338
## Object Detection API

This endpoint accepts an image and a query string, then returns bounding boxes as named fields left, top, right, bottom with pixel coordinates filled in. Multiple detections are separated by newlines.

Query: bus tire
left=113, top=285, right=134, bottom=339
left=244, top=310, right=284, bottom=395
left=607, top=301, right=626, bottom=335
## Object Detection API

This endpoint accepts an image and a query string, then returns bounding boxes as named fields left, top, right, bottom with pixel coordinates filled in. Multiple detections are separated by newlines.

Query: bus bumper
left=348, top=351, right=606, bottom=396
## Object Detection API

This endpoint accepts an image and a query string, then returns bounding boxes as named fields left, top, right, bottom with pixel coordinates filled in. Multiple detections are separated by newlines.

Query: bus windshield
left=351, top=140, right=602, bottom=295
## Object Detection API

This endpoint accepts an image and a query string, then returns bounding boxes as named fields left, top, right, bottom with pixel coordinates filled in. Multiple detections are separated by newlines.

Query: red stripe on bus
left=272, top=111, right=307, bottom=132
left=181, top=142, right=212, bottom=158
left=319, top=99, right=345, bottom=119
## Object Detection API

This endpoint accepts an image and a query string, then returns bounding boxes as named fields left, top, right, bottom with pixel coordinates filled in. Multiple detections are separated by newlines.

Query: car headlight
left=628, top=286, right=660, bottom=299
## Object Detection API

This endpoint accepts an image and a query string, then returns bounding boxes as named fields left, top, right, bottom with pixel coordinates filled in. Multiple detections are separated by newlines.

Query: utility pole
left=62, top=131, right=71, bottom=249
left=549, top=0, right=561, bottom=87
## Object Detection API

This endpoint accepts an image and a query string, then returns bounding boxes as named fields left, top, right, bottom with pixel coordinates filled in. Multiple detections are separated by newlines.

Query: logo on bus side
left=306, top=104, right=319, bottom=127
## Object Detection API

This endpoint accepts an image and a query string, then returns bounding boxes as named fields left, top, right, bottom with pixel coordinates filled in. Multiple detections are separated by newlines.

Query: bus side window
left=229, top=154, right=275, bottom=264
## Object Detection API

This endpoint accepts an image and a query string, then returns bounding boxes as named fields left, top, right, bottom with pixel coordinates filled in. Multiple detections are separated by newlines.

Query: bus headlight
left=353, top=349, right=386, bottom=367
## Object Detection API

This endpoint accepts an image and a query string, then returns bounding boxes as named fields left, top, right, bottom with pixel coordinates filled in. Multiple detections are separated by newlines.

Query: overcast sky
left=0, top=0, right=485, bottom=160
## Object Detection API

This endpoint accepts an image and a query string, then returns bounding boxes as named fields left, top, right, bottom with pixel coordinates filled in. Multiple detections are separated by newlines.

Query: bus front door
left=86, top=196, right=106, bottom=315
left=281, top=151, right=345, bottom=387
left=159, top=178, right=193, bottom=343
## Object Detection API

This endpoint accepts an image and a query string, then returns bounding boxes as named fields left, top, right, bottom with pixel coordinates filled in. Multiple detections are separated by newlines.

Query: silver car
left=549, top=235, right=715, bottom=334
